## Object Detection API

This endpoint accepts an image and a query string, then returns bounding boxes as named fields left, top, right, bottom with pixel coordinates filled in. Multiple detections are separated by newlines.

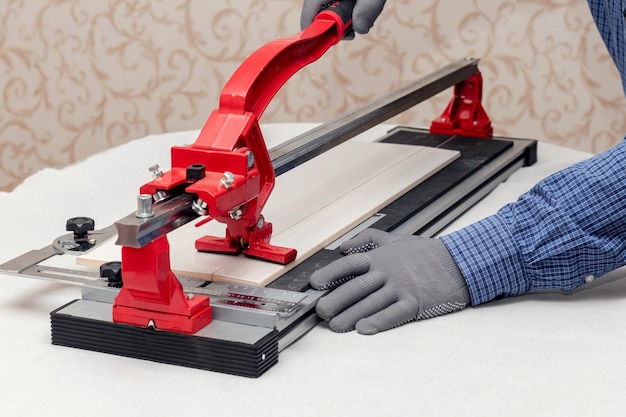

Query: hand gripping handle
left=317, top=0, right=357, bottom=38
left=216, top=0, right=355, bottom=118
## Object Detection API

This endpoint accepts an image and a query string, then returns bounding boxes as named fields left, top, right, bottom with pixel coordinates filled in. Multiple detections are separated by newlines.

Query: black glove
left=300, top=0, right=387, bottom=35
left=310, top=229, right=471, bottom=334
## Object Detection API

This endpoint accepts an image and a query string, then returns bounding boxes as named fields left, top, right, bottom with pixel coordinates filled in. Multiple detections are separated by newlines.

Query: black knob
left=186, top=164, right=206, bottom=181
left=66, top=217, right=95, bottom=238
left=99, top=261, right=122, bottom=284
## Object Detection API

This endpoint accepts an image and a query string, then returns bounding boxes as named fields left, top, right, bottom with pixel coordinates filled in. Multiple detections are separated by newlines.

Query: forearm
left=441, top=140, right=626, bottom=305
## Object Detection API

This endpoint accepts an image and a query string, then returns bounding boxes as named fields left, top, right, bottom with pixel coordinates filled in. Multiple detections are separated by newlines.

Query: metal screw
left=229, top=207, right=243, bottom=220
left=186, top=293, right=195, bottom=300
left=59, top=240, right=79, bottom=250
left=192, top=198, right=208, bottom=216
left=246, top=151, right=254, bottom=168
left=153, top=190, right=169, bottom=203
left=257, top=216, right=264, bottom=229
left=135, top=194, right=154, bottom=218
left=149, top=164, right=163, bottom=179
left=219, top=171, right=235, bottom=189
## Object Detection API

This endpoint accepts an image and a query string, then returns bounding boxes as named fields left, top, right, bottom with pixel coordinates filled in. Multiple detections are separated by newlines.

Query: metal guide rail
left=0, top=235, right=314, bottom=329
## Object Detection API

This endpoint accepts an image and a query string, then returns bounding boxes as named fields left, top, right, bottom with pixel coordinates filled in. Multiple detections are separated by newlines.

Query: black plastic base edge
left=51, top=300, right=279, bottom=378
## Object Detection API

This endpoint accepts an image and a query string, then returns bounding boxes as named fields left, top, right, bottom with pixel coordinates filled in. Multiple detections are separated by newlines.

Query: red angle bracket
left=430, top=72, right=493, bottom=138
left=112, top=0, right=356, bottom=333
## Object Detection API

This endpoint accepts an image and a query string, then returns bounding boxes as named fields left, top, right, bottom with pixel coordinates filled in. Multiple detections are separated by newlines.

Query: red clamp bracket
left=430, top=72, right=493, bottom=138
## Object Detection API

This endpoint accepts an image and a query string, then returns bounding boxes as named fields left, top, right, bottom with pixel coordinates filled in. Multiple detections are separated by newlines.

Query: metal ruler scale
left=1, top=239, right=313, bottom=330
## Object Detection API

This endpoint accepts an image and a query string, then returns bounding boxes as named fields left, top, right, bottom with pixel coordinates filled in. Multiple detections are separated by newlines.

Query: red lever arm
left=218, top=6, right=352, bottom=117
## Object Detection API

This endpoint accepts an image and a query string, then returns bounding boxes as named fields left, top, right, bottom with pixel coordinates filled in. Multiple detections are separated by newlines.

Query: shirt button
left=585, top=274, right=595, bottom=283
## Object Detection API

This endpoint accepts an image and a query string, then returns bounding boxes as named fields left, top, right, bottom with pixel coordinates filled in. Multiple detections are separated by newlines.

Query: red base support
left=113, top=303, right=213, bottom=334
left=430, top=72, right=493, bottom=138
left=113, top=236, right=213, bottom=334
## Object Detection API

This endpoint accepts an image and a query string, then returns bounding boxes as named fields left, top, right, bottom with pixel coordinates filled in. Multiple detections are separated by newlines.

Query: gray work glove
left=300, top=0, right=387, bottom=35
left=310, top=229, right=471, bottom=334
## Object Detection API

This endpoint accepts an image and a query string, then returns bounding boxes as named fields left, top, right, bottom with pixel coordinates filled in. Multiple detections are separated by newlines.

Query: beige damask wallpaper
left=1, top=0, right=625, bottom=191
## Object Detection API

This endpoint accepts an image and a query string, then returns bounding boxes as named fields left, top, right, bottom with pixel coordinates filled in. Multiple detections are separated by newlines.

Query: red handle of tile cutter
left=215, top=0, right=355, bottom=118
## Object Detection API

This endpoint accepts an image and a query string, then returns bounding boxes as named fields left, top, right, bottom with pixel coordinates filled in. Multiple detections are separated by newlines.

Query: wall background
left=1, top=0, right=625, bottom=191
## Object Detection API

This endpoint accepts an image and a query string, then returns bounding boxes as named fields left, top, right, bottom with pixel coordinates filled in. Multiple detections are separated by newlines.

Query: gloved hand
left=300, top=0, right=387, bottom=36
left=310, top=229, right=471, bottom=334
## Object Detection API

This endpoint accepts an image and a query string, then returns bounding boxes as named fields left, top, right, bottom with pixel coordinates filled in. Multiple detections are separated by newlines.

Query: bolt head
left=246, top=151, right=255, bottom=168
left=99, top=261, right=122, bottom=283
left=135, top=194, right=154, bottom=218
left=229, top=207, right=243, bottom=220
left=66, top=217, right=95, bottom=238
left=192, top=198, right=208, bottom=216
left=149, top=164, right=163, bottom=178
left=219, top=171, right=235, bottom=188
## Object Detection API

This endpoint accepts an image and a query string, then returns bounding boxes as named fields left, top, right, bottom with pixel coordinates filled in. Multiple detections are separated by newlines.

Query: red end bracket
left=430, top=72, right=493, bottom=138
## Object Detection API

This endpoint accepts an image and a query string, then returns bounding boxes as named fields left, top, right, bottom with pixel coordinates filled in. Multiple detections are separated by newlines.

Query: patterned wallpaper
left=1, top=0, right=625, bottom=191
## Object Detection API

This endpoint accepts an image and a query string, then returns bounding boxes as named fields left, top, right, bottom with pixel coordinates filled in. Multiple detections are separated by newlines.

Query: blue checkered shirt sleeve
left=439, top=0, right=626, bottom=306
left=441, top=142, right=626, bottom=305
left=587, top=0, right=626, bottom=92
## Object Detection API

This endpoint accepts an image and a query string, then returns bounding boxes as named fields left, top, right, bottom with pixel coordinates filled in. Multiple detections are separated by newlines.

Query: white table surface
left=1, top=124, right=625, bottom=417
